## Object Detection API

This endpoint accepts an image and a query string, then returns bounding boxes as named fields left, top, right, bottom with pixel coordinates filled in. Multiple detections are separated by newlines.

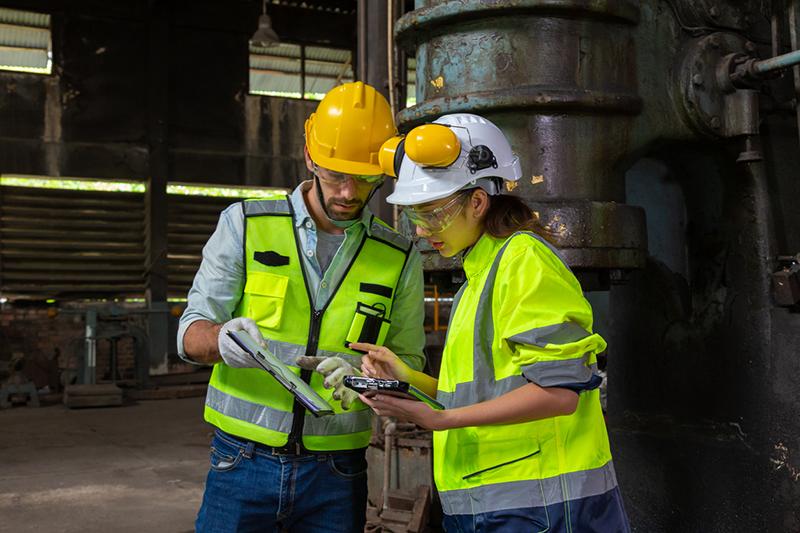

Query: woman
left=352, top=113, right=630, bottom=532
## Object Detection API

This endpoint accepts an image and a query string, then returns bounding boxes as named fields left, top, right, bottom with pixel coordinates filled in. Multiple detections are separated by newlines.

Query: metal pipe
left=752, top=49, right=800, bottom=74
left=381, top=421, right=415, bottom=512
left=387, top=0, right=396, bottom=118
left=382, top=421, right=396, bottom=512
left=790, top=0, right=800, bottom=151
left=772, top=0, right=784, bottom=60
left=357, top=0, right=367, bottom=82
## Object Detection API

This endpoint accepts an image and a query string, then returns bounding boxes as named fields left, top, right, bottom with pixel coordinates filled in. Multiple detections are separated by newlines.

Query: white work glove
left=296, top=356, right=361, bottom=410
left=218, top=317, right=267, bottom=368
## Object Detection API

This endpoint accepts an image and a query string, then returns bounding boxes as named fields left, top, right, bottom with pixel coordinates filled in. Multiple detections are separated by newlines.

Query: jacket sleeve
left=383, top=246, right=427, bottom=372
left=177, top=202, right=245, bottom=363
left=496, top=237, right=606, bottom=392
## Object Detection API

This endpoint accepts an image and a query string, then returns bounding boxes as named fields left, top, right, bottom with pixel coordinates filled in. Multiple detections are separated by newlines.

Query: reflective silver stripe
left=437, top=374, right=528, bottom=409
left=522, top=359, right=599, bottom=388
left=440, top=233, right=577, bottom=407
left=243, top=198, right=290, bottom=216
left=438, top=461, right=619, bottom=515
left=304, top=408, right=372, bottom=436
left=207, top=385, right=370, bottom=436
left=267, top=339, right=362, bottom=368
left=206, top=384, right=293, bottom=433
left=369, top=221, right=411, bottom=251
left=508, top=321, right=592, bottom=348
left=443, top=281, right=468, bottom=346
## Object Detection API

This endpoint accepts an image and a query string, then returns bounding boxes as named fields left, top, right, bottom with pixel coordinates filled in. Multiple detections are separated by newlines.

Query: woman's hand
left=359, top=393, right=451, bottom=431
left=350, top=342, right=412, bottom=382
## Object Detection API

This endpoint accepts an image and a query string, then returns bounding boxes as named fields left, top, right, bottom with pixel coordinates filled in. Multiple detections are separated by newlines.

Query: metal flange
left=677, top=32, right=751, bottom=137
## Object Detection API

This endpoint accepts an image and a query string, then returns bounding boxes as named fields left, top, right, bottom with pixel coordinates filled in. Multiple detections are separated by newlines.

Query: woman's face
left=408, top=189, right=488, bottom=257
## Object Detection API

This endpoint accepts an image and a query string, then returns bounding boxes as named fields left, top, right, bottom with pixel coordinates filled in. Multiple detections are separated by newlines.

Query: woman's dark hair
left=482, top=193, right=552, bottom=241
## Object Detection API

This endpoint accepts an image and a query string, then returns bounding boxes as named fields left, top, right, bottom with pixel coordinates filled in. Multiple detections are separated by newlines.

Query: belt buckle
left=272, top=440, right=302, bottom=456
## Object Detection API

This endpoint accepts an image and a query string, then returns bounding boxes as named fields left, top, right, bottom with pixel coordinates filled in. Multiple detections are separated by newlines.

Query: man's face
left=312, top=164, right=384, bottom=221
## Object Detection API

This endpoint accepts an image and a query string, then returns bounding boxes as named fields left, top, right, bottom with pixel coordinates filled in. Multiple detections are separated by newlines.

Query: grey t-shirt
left=316, top=229, right=346, bottom=275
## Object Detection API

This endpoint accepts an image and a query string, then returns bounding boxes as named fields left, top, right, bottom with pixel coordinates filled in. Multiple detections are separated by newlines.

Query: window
left=0, top=7, right=51, bottom=75
left=250, top=43, right=353, bottom=100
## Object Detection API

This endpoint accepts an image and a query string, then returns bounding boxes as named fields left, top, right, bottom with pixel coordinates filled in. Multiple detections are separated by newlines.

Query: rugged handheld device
left=343, top=375, right=445, bottom=410
left=227, top=330, right=334, bottom=417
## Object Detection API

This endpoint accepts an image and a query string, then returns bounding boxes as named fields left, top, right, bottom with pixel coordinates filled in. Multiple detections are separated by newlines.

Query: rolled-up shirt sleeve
left=383, top=246, right=426, bottom=372
left=497, top=240, right=606, bottom=392
left=177, top=202, right=245, bottom=363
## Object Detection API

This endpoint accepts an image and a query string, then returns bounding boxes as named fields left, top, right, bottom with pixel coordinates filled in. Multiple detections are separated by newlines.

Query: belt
left=216, top=430, right=365, bottom=457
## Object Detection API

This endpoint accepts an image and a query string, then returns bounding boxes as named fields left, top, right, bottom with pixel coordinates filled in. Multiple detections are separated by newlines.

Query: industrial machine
left=365, top=0, right=800, bottom=530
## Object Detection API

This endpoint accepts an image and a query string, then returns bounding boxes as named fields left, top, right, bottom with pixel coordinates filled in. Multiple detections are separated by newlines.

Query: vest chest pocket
left=345, top=302, right=391, bottom=348
left=244, top=271, right=289, bottom=330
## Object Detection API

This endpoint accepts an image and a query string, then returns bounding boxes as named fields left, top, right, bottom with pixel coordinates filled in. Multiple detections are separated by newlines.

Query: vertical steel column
left=396, top=1, right=646, bottom=273
left=83, top=309, right=97, bottom=385
left=358, top=0, right=395, bottom=223
left=145, top=1, right=170, bottom=380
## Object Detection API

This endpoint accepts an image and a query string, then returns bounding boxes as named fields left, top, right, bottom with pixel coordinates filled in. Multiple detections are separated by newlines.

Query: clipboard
left=226, top=330, right=335, bottom=417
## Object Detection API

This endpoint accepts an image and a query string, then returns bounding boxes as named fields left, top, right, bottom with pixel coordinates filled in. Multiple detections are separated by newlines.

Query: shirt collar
left=462, top=232, right=505, bottom=280
left=290, top=181, right=375, bottom=236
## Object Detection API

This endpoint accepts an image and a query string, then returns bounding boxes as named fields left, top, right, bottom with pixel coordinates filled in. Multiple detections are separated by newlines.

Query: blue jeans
left=196, top=430, right=368, bottom=533
left=442, top=487, right=630, bottom=533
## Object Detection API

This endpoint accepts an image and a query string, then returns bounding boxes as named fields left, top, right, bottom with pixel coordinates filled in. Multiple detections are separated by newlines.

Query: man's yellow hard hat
left=304, top=81, right=396, bottom=176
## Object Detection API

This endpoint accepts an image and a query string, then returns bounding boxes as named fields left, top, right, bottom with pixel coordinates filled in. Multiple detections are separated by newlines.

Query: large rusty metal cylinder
left=396, top=0, right=647, bottom=272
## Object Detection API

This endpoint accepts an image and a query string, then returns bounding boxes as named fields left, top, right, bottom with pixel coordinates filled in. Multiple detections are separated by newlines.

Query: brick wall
left=0, top=304, right=140, bottom=391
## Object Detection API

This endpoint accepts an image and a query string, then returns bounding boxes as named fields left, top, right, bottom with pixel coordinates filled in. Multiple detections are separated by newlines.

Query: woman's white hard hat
left=386, top=113, right=522, bottom=206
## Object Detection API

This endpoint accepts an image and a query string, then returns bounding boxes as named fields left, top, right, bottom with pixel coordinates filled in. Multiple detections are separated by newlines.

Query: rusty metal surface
left=528, top=200, right=647, bottom=269
left=396, top=0, right=647, bottom=270
left=676, top=32, right=751, bottom=137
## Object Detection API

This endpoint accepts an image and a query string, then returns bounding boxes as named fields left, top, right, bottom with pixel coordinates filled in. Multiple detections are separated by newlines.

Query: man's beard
left=325, top=196, right=365, bottom=220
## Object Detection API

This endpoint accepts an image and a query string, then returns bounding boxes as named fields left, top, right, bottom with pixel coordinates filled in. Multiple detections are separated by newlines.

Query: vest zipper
left=286, top=308, right=323, bottom=450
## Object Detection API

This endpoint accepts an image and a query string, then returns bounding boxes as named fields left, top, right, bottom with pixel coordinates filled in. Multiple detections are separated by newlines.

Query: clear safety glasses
left=313, top=163, right=385, bottom=189
left=404, top=191, right=470, bottom=234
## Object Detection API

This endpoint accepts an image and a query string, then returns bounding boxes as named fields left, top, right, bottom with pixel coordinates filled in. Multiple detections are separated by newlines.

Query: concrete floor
left=0, top=397, right=211, bottom=533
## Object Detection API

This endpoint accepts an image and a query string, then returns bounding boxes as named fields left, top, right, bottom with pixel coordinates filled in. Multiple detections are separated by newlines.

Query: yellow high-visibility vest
left=205, top=195, right=411, bottom=451
left=434, top=231, right=618, bottom=516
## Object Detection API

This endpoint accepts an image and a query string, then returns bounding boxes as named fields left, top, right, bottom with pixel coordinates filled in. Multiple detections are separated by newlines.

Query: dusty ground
left=0, top=396, right=211, bottom=533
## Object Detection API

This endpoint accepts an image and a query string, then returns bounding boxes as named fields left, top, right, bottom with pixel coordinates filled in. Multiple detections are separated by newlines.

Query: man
left=178, top=81, right=426, bottom=533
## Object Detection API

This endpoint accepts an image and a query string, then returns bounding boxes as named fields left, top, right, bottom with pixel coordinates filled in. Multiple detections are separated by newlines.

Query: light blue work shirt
left=177, top=181, right=426, bottom=370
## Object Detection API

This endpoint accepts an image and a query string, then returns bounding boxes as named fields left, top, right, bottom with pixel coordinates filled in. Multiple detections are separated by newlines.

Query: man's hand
left=297, top=356, right=361, bottom=410
left=218, top=317, right=267, bottom=368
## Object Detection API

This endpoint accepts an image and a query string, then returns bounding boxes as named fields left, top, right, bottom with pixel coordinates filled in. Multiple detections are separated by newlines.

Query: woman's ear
left=471, top=189, right=490, bottom=218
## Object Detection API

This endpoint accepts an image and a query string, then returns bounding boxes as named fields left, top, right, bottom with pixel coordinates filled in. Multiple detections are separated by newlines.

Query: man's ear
left=303, top=145, right=314, bottom=173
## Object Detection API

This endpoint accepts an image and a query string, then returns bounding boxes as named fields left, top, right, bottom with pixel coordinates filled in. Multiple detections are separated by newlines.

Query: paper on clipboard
left=226, top=330, right=334, bottom=417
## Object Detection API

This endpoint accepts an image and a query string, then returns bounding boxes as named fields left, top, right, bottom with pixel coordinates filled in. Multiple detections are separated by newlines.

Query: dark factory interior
left=0, top=1, right=799, bottom=531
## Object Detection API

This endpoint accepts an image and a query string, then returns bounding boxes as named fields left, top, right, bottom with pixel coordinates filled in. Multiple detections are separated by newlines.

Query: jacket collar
left=462, top=232, right=505, bottom=281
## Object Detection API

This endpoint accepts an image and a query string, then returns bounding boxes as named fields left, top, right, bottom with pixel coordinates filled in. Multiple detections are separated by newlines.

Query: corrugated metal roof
left=305, top=45, right=349, bottom=62
left=0, top=47, right=49, bottom=72
left=250, top=42, right=300, bottom=58
left=250, top=43, right=352, bottom=98
left=0, top=7, right=50, bottom=28
left=0, top=8, right=51, bottom=74
left=0, top=22, right=49, bottom=49
left=250, top=70, right=301, bottom=95
left=250, top=54, right=301, bottom=74
left=269, top=0, right=356, bottom=15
